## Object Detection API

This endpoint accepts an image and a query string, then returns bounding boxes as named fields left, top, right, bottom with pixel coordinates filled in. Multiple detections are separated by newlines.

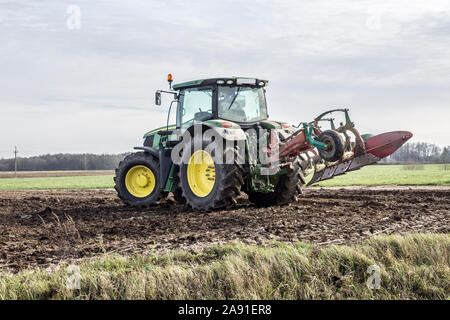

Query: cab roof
left=172, top=77, right=268, bottom=90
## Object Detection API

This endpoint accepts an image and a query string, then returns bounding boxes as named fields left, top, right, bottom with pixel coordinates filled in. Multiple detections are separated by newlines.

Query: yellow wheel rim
left=187, top=150, right=216, bottom=197
left=125, top=165, right=156, bottom=198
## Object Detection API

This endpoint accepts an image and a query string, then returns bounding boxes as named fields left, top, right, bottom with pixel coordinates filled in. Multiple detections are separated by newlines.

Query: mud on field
left=0, top=187, right=449, bottom=271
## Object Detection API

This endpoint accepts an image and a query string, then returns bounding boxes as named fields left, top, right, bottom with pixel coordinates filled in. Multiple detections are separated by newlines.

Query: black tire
left=172, top=165, right=186, bottom=204
left=246, top=159, right=305, bottom=207
left=114, top=152, right=165, bottom=207
left=179, top=139, right=244, bottom=211
left=317, top=130, right=344, bottom=162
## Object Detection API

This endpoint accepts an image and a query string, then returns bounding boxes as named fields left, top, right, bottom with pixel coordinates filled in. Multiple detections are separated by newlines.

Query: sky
left=0, top=0, right=449, bottom=158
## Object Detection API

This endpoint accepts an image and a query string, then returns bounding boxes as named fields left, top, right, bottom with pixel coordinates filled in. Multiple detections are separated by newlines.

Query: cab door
left=177, top=86, right=214, bottom=131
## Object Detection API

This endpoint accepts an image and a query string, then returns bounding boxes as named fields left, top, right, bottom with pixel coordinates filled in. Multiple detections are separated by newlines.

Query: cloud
left=0, top=0, right=449, bottom=157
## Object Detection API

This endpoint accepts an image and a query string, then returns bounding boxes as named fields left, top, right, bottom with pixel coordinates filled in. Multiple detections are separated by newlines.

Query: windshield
left=218, top=86, right=268, bottom=122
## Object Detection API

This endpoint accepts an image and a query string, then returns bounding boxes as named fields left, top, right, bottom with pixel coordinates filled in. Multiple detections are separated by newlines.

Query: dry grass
left=0, top=233, right=448, bottom=300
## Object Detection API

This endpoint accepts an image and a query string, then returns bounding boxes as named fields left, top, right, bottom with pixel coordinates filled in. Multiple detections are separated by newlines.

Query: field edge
left=1, top=233, right=448, bottom=300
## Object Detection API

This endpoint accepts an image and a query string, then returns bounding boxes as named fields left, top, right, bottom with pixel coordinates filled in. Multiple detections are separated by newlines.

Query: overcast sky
left=0, top=0, right=449, bottom=158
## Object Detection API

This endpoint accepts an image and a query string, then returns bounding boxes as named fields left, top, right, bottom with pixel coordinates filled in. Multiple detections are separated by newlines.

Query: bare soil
left=0, top=187, right=448, bottom=272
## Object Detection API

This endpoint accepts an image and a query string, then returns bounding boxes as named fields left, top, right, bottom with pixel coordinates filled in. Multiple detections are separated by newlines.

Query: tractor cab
left=156, top=76, right=269, bottom=131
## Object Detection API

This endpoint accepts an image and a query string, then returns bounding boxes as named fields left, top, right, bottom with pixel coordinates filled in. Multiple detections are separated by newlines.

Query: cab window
left=178, top=87, right=213, bottom=130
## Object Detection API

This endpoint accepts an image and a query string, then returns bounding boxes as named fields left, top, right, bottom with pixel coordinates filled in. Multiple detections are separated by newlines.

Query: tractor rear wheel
left=114, top=152, right=165, bottom=207
left=178, top=140, right=243, bottom=211
left=246, top=160, right=305, bottom=207
left=172, top=165, right=186, bottom=204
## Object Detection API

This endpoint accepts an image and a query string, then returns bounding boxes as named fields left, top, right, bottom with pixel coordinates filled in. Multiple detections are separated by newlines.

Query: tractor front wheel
left=114, top=152, right=165, bottom=207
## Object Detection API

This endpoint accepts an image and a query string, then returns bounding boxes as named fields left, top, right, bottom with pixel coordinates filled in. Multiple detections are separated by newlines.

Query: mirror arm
left=158, top=89, right=178, bottom=96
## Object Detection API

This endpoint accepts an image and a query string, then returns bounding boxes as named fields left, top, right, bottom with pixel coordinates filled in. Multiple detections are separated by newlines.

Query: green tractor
left=114, top=75, right=412, bottom=210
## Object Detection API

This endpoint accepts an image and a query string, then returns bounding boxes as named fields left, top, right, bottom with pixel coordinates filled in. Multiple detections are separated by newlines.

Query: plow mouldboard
left=306, top=130, right=413, bottom=186
left=365, top=131, right=413, bottom=158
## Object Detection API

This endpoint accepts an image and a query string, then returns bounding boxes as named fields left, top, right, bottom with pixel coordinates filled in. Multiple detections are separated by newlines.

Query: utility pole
left=14, top=146, right=18, bottom=177
left=84, top=154, right=88, bottom=170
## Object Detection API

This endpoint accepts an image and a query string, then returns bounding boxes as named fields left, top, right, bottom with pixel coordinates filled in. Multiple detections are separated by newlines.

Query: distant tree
left=381, top=142, right=445, bottom=164
left=0, top=153, right=130, bottom=171
left=441, top=147, right=450, bottom=164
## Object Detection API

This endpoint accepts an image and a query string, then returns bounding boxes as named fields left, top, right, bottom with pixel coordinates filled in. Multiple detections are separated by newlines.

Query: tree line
left=0, top=142, right=448, bottom=171
left=381, top=142, right=450, bottom=164
left=0, top=153, right=130, bottom=171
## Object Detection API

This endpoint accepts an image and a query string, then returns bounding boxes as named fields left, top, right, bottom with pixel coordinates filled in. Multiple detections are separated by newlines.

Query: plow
left=114, top=75, right=412, bottom=210
left=277, top=108, right=413, bottom=185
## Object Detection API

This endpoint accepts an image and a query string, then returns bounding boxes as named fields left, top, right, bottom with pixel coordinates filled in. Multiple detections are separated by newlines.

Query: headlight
left=236, top=78, right=256, bottom=85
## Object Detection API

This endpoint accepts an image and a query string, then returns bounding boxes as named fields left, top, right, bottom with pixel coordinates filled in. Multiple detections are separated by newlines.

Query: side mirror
left=155, top=91, right=161, bottom=106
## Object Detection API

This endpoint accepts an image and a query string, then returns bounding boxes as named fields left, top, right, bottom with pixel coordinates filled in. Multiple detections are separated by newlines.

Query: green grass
left=312, top=164, right=450, bottom=187
left=0, top=234, right=448, bottom=299
left=0, top=164, right=448, bottom=190
left=0, top=175, right=114, bottom=190
left=0, top=170, right=112, bottom=175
